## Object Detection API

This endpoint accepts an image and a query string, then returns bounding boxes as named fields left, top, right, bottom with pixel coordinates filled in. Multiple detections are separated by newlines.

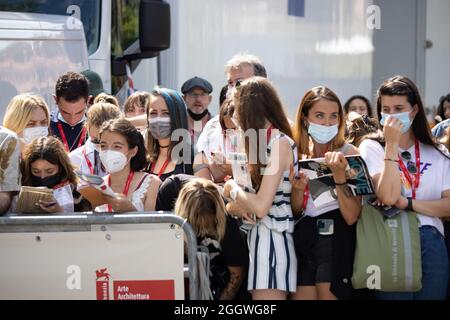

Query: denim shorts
left=376, top=225, right=449, bottom=300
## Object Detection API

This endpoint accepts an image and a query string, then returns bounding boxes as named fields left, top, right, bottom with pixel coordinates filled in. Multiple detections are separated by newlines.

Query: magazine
left=15, top=186, right=56, bottom=213
left=75, top=171, right=116, bottom=207
left=227, top=152, right=255, bottom=193
left=298, top=155, right=375, bottom=207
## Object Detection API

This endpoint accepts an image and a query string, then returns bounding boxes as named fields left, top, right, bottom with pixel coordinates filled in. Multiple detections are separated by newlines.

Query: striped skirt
left=247, top=222, right=297, bottom=292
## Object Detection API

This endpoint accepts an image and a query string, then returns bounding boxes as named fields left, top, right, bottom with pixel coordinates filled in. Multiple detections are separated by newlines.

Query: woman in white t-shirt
left=290, top=86, right=362, bottom=300
left=194, top=98, right=239, bottom=183
left=359, top=75, right=450, bottom=300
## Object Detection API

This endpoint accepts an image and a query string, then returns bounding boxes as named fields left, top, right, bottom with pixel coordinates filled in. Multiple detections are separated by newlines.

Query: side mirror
left=111, top=57, right=127, bottom=76
left=139, top=0, right=171, bottom=52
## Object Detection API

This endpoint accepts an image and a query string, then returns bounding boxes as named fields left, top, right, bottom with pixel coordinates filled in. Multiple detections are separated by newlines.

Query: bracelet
left=384, top=158, right=398, bottom=163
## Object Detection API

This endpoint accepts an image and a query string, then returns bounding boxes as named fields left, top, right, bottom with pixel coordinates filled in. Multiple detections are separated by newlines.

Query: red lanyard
left=107, top=170, right=134, bottom=212
left=82, top=147, right=94, bottom=175
left=52, top=180, right=69, bottom=190
left=398, top=140, right=421, bottom=199
left=266, top=125, right=274, bottom=144
left=151, top=159, right=170, bottom=178
left=57, top=122, right=87, bottom=152
left=302, top=185, right=309, bottom=210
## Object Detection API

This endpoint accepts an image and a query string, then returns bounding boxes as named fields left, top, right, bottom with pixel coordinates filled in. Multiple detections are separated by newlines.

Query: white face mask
left=99, top=150, right=128, bottom=174
left=22, top=126, right=49, bottom=144
left=307, top=122, right=338, bottom=144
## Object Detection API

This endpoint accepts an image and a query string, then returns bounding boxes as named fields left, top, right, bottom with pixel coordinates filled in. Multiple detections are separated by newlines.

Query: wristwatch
left=230, top=186, right=242, bottom=201
left=406, top=197, right=413, bottom=211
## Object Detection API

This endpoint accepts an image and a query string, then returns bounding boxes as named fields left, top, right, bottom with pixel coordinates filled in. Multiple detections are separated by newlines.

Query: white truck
left=1, top=0, right=449, bottom=119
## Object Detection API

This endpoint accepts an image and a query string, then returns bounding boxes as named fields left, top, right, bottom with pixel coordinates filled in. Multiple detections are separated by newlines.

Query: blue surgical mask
left=380, top=111, right=412, bottom=134
left=307, top=122, right=338, bottom=144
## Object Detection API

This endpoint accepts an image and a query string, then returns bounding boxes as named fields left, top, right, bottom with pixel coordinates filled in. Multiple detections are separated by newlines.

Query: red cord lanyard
left=151, top=159, right=170, bottom=178
left=398, top=140, right=420, bottom=199
left=82, top=147, right=94, bottom=175
left=57, top=122, right=87, bottom=152
left=107, top=170, right=134, bottom=212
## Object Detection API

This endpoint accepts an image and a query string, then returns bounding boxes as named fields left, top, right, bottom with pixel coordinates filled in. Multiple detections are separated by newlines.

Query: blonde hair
left=293, top=86, right=346, bottom=156
left=86, top=102, right=122, bottom=128
left=124, top=91, right=151, bottom=114
left=93, top=93, right=120, bottom=107
left=174, top=179, right=227, bottom=242
left=3, top=94, right=50, bottom=134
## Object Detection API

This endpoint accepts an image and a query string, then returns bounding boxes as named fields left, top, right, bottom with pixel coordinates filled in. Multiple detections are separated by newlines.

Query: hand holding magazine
left=76, top=171, right=117, bottom=207
left=227, top=152, right=257, bottom=231
left=15, top=186, right=56, bottom=213
left=298, top=155, right=375, bottom=207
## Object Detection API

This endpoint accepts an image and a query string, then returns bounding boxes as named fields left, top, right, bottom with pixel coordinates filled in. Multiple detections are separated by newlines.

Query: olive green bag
left=351, top=204, right=422, bottom=292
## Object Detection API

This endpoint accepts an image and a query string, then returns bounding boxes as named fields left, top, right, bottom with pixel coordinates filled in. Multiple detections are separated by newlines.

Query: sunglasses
left=400, top=151, right=417, bottom=174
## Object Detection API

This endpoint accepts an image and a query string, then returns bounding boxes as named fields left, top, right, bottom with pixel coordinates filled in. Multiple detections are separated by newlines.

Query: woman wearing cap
left=145, top=87, right=194, bottom=182
left=359, top=75, right=450, bottom=300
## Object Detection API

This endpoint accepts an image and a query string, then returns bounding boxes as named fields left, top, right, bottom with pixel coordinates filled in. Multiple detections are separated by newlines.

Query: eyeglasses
left=227, top=79, right=242, bottom=90
left=186, top=92, right=209, bottom=99
left=400, top=151, right=417, bottom=174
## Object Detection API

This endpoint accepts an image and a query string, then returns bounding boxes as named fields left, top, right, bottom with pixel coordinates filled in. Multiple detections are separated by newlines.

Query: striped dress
left=247, top=133, right=298, bottom=293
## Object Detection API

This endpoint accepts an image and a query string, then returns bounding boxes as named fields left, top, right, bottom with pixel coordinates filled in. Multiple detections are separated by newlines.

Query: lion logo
left=96, top=268, right=111, bottom=280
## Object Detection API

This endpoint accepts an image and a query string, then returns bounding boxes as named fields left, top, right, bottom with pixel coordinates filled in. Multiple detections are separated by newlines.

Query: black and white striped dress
left=247, top=133, right=298, bottom=293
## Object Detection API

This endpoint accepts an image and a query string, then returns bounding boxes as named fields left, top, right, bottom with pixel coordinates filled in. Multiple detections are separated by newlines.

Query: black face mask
left=188, top=108, right=209, bottom=121
left=31, top=172, right=62, bottom=189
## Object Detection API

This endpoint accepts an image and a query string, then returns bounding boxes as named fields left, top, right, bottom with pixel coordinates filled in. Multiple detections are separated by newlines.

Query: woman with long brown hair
left=290, top=86, right=361, bottom=300
left=20, top=136, right=90, bottom=213
left=359, top=75, right=450, bottom=300
left=223, top=76, right=297, bottom=300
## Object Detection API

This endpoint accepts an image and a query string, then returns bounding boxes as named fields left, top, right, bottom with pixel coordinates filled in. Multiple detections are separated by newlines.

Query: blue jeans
left=376, top=226, right=449, bottom=300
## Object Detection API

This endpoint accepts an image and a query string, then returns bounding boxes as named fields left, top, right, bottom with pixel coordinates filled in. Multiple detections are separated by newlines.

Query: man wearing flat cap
left=181, top=76, right=213, bottom=146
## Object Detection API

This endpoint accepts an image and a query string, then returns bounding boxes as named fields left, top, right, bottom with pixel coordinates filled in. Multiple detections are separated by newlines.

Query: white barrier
left=0, top=213, right=199, bottom=300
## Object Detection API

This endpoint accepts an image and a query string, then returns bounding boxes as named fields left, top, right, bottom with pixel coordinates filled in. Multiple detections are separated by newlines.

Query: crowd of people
left=0, top=52, right=449, bottom=300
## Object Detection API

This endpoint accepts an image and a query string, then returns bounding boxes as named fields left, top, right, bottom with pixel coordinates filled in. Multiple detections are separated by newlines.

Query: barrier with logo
left=0, top=213, right=198, bottom=300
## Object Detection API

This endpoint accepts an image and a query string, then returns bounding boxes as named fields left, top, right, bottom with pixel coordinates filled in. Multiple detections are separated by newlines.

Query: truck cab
left=0, top=0, right=170, bottom=116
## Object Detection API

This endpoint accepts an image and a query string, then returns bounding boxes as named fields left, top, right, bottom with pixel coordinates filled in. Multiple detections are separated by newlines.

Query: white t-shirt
left=359, top=139, right=450, bottom=236
left=196, top=115, right=222, bottom=161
